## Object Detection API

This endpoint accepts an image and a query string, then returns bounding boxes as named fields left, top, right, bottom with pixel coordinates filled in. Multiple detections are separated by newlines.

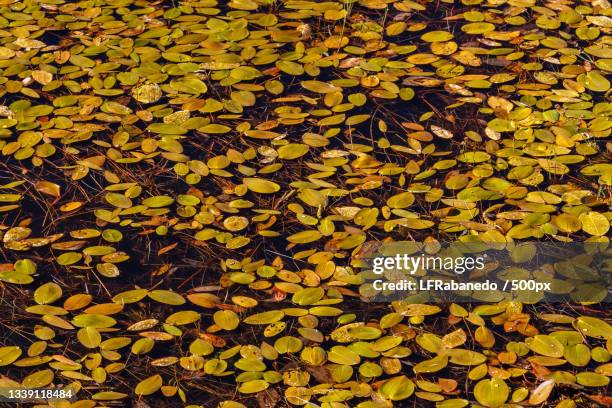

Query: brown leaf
left=305, top=365, right=334, bottom=384
left=257, top=388, right=280, bottom=408
left=35, top=181, right=61, bottom=198
left=157, top=242, right=177, bottom=256
left=586, top=394, right=612, bottom=405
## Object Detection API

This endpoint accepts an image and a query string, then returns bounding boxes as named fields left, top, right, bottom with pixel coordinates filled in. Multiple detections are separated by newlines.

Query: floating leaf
left=135, top=374, right=163, bottom=396
left=214, top=310, right=240, bottom=330
left=474, top=378, right=509, bottom=407
left=77, top=327, right=101, bottom=348
left=574, top=316, right=612, bottom=339
left=244, top=310, right=284, bottom=325
left=526, top=335, right=565, bottom=358
left=380, top=376, right=415, bottom=400
left=576, top=372, right=609, bottom=387
left=579, top=212, right=610, bottom=236
left=148, top=290, right=185, bottom=305
left=33, top=282, right=62, bottom=305
left=243, top=178, right=280, bottom=194
left=0, top=346, right=22, bottom=366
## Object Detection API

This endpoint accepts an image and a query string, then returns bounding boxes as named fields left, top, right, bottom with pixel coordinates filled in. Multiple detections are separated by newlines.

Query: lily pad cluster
left=0, top=0, right=610, bottom=406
